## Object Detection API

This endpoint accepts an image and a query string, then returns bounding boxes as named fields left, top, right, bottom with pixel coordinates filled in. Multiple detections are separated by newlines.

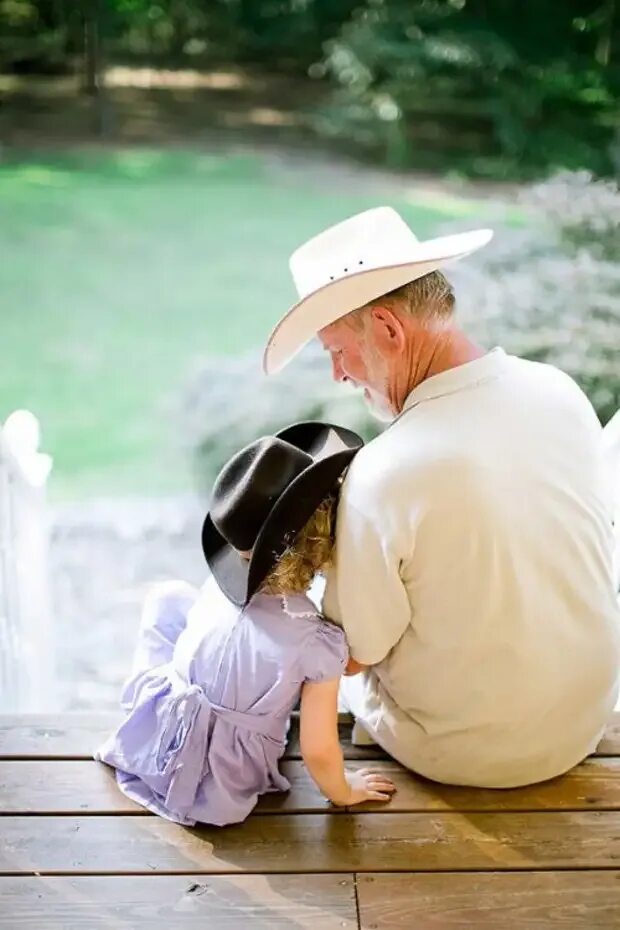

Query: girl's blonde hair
left=260, top=493, right=337, bottom=597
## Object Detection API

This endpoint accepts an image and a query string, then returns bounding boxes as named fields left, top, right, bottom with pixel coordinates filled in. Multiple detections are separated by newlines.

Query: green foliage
left=0, top=0, right=360, bottom=71
left=3, top=2, right=617, bottom=179
left=319, top=0, right=620, bottom=178
left=0, top=0, right=73, bottom=72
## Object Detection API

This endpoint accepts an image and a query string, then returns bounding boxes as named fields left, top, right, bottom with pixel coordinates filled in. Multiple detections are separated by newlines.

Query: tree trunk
left=83, top=0, right=99, bottom=96
left=595, top=0, right=616, bottom=66
left=83, top=0, right=112, bottom=137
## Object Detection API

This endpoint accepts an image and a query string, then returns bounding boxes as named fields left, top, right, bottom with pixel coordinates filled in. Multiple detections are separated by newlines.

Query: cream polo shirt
left=324, top=348, right=620, bottom=787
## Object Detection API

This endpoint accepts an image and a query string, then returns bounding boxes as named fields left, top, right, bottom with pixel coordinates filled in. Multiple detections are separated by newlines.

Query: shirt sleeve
left=322, top=498, right=411, bottom=667
left=303, top=620, right=349, bottom=683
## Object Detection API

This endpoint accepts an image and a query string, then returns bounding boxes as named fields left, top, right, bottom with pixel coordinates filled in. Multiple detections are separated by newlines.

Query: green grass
left=0, top=148, right=513, bottom=498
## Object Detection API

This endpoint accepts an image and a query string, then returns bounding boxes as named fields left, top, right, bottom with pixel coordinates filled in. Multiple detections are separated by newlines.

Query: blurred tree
left=316, top=0, right=619, bottom=178
left=590, top=0, right=617, bottom=66
left=0, top=0, right=71, bottom=72
left=0, top=0, right=617, bottom=177
left=83, top=0, right=100, bottom=93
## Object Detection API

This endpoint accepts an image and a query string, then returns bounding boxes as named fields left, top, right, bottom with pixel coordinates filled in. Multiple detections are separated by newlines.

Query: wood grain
left=0, top=874, right=356, bottom=930
left=0, top=714, right=362, bottom=760
left=0, top=716, right=120, bottom=760
left=3, top=759, right=620, bottom=815
left=2, top=812, right=620, bottom=874
left=0, top=714, right=384, bottom=761
left=2, top=713, right=618, bottom=759
left=356, top=871, right=620, bottom=929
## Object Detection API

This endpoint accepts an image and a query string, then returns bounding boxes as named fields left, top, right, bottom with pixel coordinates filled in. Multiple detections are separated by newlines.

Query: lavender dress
left=95, top=576, right=348, bottom=826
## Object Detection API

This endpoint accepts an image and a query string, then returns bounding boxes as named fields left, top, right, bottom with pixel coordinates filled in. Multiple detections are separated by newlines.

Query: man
left=263, top=206, right=620, bottom=788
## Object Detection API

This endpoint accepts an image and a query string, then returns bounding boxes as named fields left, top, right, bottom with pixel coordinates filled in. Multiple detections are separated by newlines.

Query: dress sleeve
left=304, top=620, right=349, bottom=683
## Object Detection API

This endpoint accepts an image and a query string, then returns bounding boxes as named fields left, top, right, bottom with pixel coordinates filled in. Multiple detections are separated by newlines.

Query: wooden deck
left=2, top=713, right=620, bottom=928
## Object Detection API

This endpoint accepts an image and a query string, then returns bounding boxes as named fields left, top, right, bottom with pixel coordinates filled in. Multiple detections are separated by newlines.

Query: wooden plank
left=4, top=758, right=620, bottom=815
left=0, top=713, right=386, bottom=762
left=0, top=716, right=119, bottom=760
left=249, top=758, right=620, bottom=815
left=0, top=761, right=143, bottom=815
left=356, top=871, right=620, bottom=929
left=0, top=874, right=357, bottom=930
left=2, top=712, right=619, bottom=760
left=2, top=812, right=620, bottom=874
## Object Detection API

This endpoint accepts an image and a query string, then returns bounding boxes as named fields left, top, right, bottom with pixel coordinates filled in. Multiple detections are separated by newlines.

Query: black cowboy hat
left=202, top=421, right=363, bottom=606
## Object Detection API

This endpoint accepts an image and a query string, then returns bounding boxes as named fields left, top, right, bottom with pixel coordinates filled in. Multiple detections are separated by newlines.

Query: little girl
left=96, top=420, right=395, bottom=825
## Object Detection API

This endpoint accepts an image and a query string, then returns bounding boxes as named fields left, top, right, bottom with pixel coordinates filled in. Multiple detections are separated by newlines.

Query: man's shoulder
left=509, top=355, right=601, bottom=434
left=511, top=354, right=593, bottom=403
left=341, top=422, right=435, bottom=515
left=345, top=425, right=408, bottom=486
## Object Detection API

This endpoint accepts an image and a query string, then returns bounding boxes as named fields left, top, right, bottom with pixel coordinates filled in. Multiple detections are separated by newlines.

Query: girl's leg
left=131, top=580, right=199, bottom=675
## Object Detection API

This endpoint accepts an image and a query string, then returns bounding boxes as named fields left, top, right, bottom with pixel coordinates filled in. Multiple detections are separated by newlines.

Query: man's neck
left=391, top=325, right=485, bottom=414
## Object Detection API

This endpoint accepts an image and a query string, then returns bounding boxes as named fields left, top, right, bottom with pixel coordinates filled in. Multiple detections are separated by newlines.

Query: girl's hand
left=300, top=681, right=394, bottom=808
left=341, top=768, right=396, bottom=806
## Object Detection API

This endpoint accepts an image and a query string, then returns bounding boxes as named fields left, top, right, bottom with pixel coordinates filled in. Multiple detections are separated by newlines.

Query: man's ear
left=369, top=305, right=406, bottom=357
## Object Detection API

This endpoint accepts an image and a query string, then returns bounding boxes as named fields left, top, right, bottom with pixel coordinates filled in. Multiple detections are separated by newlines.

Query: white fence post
left=0, top=410, right=55, bottom=712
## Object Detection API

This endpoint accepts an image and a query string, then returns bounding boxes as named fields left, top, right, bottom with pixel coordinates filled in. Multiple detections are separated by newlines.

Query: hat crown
left=210, top=437, right=311, bottom=552
left=289, top=206, right=419, bottom=299
left=202, top=421, right=365, bottom=605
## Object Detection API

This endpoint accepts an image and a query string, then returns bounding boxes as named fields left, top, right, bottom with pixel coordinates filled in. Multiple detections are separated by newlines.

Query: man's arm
left=344, top=657, right=367, bottom=676
left=323, top=499, right=411, bottom=667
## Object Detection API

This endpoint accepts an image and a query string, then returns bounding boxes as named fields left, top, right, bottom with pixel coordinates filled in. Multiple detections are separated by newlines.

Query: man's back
left=326, top=349, right=620, bottom=786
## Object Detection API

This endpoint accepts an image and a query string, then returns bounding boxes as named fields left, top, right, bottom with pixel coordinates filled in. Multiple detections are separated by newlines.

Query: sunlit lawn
left=0, top=148, right=515, bottom=498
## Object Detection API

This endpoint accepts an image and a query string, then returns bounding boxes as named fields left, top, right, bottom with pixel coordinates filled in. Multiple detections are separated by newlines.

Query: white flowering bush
left=180, top=344, right=382, bottom=491
left=454, top=171, right=620, bottom=423
left=526, top=171, right=620, bottom=260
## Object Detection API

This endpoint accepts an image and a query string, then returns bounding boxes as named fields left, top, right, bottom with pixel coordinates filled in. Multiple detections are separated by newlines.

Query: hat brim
left=202, top=513, right=252, bottom=607
left=202, top=424, right=362, bottom=606
left=263, top=227, right=493, bottom=375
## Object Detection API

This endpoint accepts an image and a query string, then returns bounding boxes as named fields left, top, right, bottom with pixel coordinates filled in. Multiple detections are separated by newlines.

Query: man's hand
left=338, top=768, right=396, bottom=806
left=344, top=656, right=368, bottom=676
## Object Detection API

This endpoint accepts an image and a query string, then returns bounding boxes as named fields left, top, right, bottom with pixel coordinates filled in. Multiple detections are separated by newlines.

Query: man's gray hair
left=345, top=270, right=455, bottom=331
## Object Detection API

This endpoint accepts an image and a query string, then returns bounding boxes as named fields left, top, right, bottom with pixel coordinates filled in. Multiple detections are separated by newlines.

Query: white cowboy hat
left=263, top=206, right=493, bottom=375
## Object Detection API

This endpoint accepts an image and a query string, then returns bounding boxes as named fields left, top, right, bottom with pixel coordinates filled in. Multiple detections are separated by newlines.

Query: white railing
left=0, top=410, right=55, bottom=712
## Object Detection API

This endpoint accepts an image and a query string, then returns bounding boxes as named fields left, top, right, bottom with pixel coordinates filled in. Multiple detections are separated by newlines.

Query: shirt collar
left=396, top=347, right=508, bottom=419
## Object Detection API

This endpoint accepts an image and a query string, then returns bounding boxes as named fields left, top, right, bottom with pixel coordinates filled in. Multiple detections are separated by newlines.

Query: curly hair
left=260, top=493, right=337, bottom=597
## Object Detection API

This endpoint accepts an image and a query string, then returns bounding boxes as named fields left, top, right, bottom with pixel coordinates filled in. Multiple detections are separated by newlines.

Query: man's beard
left=361, top=345, right=395, bottom=423
left=363, top=385, right=394, bottom=423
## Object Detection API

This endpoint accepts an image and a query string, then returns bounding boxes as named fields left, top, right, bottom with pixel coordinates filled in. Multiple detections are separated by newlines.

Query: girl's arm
left=299, top=679, right=396, bottom=807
